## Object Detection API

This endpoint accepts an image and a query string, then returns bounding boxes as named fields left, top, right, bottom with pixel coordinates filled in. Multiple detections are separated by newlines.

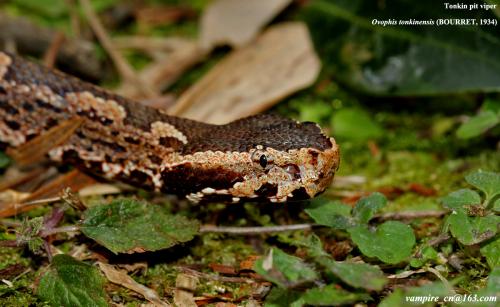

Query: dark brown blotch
left=5, top=120, right=20, bottom=130
left=0, top=99, right=19, bottom=115
left=159, top=137, right=183, bottom=150
left=124, top=136, right=141, bottom=145
left=256, top=183, right=278, bottom=198
left=22, top=101, right=34, bottom=112
left=35, top=99, right=61, bottom=113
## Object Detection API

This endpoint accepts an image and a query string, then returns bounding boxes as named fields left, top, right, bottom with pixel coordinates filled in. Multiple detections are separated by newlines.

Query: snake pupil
left=259, top=155, right=268, bottom=168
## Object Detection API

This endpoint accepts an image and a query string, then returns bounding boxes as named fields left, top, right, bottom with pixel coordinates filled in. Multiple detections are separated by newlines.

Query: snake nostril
left=284, top=164, right=301, bottom=180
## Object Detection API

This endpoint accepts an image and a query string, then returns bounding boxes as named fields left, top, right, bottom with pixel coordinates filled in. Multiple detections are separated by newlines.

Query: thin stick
left=43, top=32, right=65, bottom=68
left=40, top=225, right=81, bottom=237
left=177, top=267, right=258, bottom=284
left=375, top=210, right=446, bottom=221
left=78, top=0, right=156, bottom=98
left=427, top=267, right=455, bottom=294
left=200, top=224, right=312, bottom=234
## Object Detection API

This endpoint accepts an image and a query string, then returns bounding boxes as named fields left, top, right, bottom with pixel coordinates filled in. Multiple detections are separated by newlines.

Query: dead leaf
left=0, top=166, right=56, bottom=193
left=0, top=170, right=96, bottom=218
left=78, top=183, right=122, bottom=197
left=6, top=117, right=84, bottom=167
left=116, top=38, right=204, bottom=100
left=408, top=183, right=437, bottom=196
left=174, top=273, right=198, bottom=307
left=98, top=262, right=170, bottom=307
left=170, top=22, right=321, bottom=124
left=200, top=0, right=293, bottom=50
left=0, top=189, right=30, bottom=204
left=209, top=263, right=237, bottom=275
left=135, top=5, right=196, bottom=26
left=239, top=256, right=260, bottom=271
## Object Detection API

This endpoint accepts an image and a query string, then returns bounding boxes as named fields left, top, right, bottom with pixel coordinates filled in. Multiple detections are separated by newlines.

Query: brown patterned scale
left=0, top=51, right=340, bottom=203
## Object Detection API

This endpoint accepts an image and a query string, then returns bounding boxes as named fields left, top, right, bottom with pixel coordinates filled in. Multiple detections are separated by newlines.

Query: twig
left=427, top=233, right=451, bottom=247
left=0, top=13, right=101, bottom=80
left=43, top=32, right=65, bottom=68
left=40, top=225, right=81, bottom=237
left=427, top=267, right=455, bottom=294
left=375, top=210, right=447, bottom=221
left=64, top=0, right=81, bottom=37
left=387, top=269, right=426, bottom=279
left=177, top=267, right=258, bottom=284
left=78, top=0, right=156, bottom=98
left=200, top=224, right=312, bottom=234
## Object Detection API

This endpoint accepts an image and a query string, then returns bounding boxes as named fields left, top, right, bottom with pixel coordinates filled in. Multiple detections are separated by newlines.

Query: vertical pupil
left=259, top=155, right=267, bottom=168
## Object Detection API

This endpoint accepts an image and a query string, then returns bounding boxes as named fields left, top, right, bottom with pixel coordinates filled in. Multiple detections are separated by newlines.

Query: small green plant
left=457, top=99, right=500, bottom=139
left=440, top=170, right=500, bottom=268
left=255, top=171, right=499, bottom=306
left=5, top=198, right=199, bottom=305
left=306, top=192, right=416, bottom=264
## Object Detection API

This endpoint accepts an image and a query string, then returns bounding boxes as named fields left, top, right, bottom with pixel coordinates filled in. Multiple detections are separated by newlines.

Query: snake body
left=0, top=51, right=340, bottom=203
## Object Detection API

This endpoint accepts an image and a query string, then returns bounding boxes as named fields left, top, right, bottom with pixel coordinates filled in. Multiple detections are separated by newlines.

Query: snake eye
left=251, top=149, right=273, bottom=169
left=259, top=155, right=268, bottom=168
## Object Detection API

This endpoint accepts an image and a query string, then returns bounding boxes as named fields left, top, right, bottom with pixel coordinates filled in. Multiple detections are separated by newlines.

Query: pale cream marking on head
left=150, top=121, right=188, bottom=144
left=202, top=187, right=216, bottom=194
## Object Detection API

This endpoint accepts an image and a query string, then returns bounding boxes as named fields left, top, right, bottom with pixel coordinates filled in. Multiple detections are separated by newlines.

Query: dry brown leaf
left=0, top=166, right=57, bottom=193
left=116, top=38, right=204, bottom=100
left=174, top=273, right=198, bottom=307
left=0, top=170, right=96, bottom=218
left=6, top=117, right=84, bottom=167
left=200, top=0, right=293, bottom=50
left=78, top=183, right=122, bottom=197
left=170, top=22, right=320, bottom=124
left=98, top=262, right=170, bottom=307
left=0, top=190, right=30, bottom=204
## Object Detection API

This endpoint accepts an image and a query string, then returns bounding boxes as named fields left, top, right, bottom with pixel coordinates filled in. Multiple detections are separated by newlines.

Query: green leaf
left=457, top=111, right=499, bottom=139
left=378, top=288, right=404, bottom=307
left=303, top=0, right=500, bottom=95
left=37, top=255, right=107, bottom=307
left=305, top=199, right=354, bottom=229
left=379, top=283, right=451, bottom=306
left=11, top=0, right=67, bottom=17
left=320, top=258, right=387, bottom=291
left=494, top=198, right=500, bottom=213
left=352, top=192, right=387, bottom=224
left=296, top=99, right=334, bottom=123
left=483, top=99, right=500, bottom=115
left=465, top=170, right=500, bottom=201
left=348, top=221, right=416, bottom=264
left=405, top=282, right=451, bottom=302
left=331, top=108, right=383, bottom=141
left=296, top=234, right=329, bottom=259
left=263, top=288, right=304, bottom=307
left=410, top=246, right=439, bottom=268
left=474, top=267, right=500, bottom=307
left=17, top=217, right=44, bottom=253
left=480, top=236, right=500, bottom=269
left=448, top=211, right=499, bottom=245
left=301, top=285, right=371, bottom=306
left=254, top=248, right=319, bottom=288
left=81, top=199, right=199, bottom=254
left=486, top=267, right=500, bottom=292
left=0, top=151, right=10, bottom=169
left=440, top=189, right=482, bottom=211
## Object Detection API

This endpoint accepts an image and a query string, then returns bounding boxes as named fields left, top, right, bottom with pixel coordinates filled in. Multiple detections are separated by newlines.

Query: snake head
left=236, top=137, right=340, bottom=203
left=169, top=116, right=340, bottom=203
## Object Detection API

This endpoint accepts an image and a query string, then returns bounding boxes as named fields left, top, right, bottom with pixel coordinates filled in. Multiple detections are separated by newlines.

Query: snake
left=0, top=51, right=340, bottom=203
